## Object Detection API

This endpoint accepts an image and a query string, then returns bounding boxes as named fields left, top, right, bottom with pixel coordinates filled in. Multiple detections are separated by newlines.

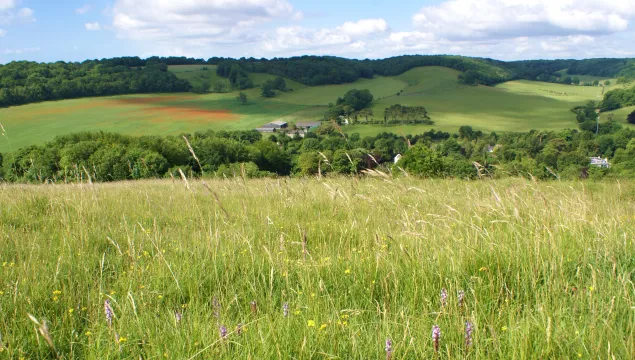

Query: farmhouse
left=296, top=121, right=321, bottom=130
left=589, top=157, right=610, bottom=168
left=256, top=120, right=288, bottom=133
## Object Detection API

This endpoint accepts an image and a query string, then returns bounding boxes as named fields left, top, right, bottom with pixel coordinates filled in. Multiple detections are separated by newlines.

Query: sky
left=1, top=0, right=635, bottom=64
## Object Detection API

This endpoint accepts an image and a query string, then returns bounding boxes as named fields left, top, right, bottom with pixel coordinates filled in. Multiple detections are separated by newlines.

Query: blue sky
left=1, top=0, right=635, bottom=64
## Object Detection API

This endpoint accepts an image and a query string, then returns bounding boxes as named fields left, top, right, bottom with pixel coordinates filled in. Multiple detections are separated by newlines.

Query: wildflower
left=385, top=339, right=393, bottom=360
left=68, top=309, right=74, bottom=314
left=53, top=290, right=62, bottom=296
left=458, top=290, right=465, bottom=308
left=251, top=300, right=258, bottom=314
left=85, top=331, right=92, bottom=336
left=479, top=267, right=488, bottom=272
left=440, top=288, right=448, bottom=307
left=104, top=300, right=114, bottom=328
left=465, top=321, right=474, bottom=349
left=319, top=323, right=327, bottom=330
left=219, top=325, right=228, bottom=339
left=588, top=286, right=594, bottom=292
left=236, top=323, right=243, bottom=336
left=307, top=320, right=316, bottom=327
left=118, top=336, right=127, bottom=343
left=53, top=296, right=59, bottom=302
left=294, top=310, right=301, bottom=315
left=344, top=269, right=351, bottom=274
left=432, top=325, right=441, bottom=353
left=501, top=326, right=508, bottom=331
left=283, top=302, right=289, bottom=317
left=175, top=311, right=182, bottom=323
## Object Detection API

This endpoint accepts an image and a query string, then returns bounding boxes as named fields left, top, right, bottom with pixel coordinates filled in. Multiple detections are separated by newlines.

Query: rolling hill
left=1, top=64, right=633, bottom=153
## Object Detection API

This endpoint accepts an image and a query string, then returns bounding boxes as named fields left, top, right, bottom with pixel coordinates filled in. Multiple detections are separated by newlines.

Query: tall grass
left=0, top=178, right=633, bottom=359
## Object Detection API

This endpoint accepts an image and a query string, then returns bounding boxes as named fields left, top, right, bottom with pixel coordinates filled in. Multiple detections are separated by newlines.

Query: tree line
left=2, top=121, right=635, bottom=183
left=0, top=59, right=191, bottom=108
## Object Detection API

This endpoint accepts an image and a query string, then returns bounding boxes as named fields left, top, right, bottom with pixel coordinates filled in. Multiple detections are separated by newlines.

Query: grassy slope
left=606, top=105, right=635, bottom=127
left=0, top=178, right=633, bottom=359
left=346, top=67, right=585, bottom=136
left=3, top=66, right=632, bottom=152
left=0, top=94, right=306, bottom=152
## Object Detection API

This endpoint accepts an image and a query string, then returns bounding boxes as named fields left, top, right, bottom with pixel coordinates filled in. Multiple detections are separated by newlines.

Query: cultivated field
left=0, top=178, right=633, bottom=359
left=1, top=66, right=633, bottom=152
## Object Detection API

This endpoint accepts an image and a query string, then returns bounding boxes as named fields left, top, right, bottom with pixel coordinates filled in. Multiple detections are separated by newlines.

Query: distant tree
left=358, top=108, right=373, bottom=122
left=604, top=80, right=611, bottom=86
left=336, top=89, right=374, bottom=111
left=572, top=77, right=580, bottom=85
left=213, top=80, right=228, bottom=93
left=593, top=80, right=600, bottom=86
left=261, top=81, right=276, bottom=98
left=398, top=144, right=443, bottom=178
left=237, top=92, right=248, bottom=104
left=628, top=110, right=635, bottom=124
left=272, top=77, right=287, bottom=91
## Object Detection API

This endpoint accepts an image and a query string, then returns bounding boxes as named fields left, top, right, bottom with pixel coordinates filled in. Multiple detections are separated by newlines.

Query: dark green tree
left=237, top=92, right=248, bottom=104
left=261, top=80, right=276, bottom=98
left=628, top=110, right=635, bottom=124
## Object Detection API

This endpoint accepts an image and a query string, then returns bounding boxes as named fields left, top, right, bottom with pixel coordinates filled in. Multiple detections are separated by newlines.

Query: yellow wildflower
left=118, top=337, right=127, bottom=343
left=85, top=331, right=92, bottom=336
left=319, top=323, right=327, bottom=330
left=344, top=269, right=351, bottom=274
left=501, top=326, right=508, bottom=331
left=479, top=267, right=488, bottom=272
left=68, top=308, right=74, bottom=314
left=53, top=290, right=62, bottom=295
left=307, top=320, right=316, bottom=327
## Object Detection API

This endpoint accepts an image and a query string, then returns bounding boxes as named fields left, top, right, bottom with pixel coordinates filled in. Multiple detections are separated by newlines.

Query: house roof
left=270, top=120, right=288, bottom=126
left=296, top=121, right=322, bottom=128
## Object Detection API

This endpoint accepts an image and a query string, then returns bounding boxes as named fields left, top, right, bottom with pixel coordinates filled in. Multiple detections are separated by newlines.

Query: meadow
left=1, top=65, right=633, bottom=152
left=0, top=177, right=633, bottom=359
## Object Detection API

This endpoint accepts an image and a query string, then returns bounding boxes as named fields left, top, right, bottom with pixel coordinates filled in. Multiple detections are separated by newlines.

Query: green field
left=2, top=66, right=634, bottom=152
left=0, top=177, right=633, bottom=358
left=168, top=65, right=225, bottom=88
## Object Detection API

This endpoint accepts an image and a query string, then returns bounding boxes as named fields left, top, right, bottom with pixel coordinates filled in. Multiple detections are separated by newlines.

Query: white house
left=589, top=157, right=610, bottom=168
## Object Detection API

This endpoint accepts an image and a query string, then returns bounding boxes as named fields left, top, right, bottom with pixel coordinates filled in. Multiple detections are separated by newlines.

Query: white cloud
left=92, top=0, right=635, bottom=61
left=260, top=18, right=389, bottom=55
left=337, top=18, right=388, bottom=37
left=0, top=0, right=35, bottom=24
left=76, top=5, right=91, bottom=15
left=0, top=0, right=16, bottom=11
left=85, top=22, right=101, bottom=31
left=112, top=0, right=295, bottom=44
left=17, top=7, right=31, bottom=17
left=3, top=46, right=40, bottom=55
left=413, top=0, right=635, bottom=40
